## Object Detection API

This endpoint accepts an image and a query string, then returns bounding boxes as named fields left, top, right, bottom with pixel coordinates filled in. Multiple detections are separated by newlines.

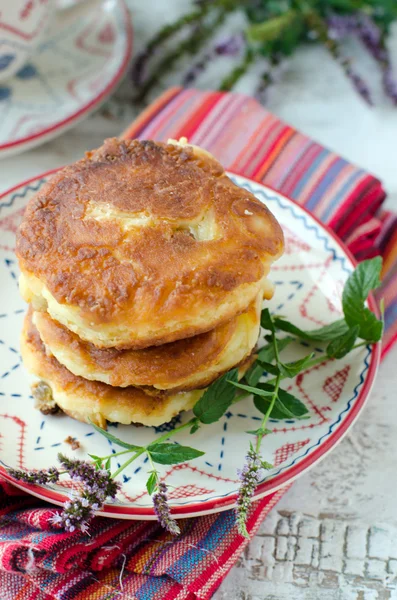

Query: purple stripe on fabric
left=376, top=215, right=397, bottom=251
left=320, top=169, right=365, bottom=222
left=385, top=302, right=397, bottom=331
left=305, top=158, right=349, bottom=212
left=192, top=94, right=247, bottom=148
left=140, top=90, right=200, bottom=140
left=272, top=136, right=312, bottom=188
left=165, top=511, right=235, bottom=582
left=133, top=89, right=185, bottom=138
left=291, top=148, right=330, bottom=199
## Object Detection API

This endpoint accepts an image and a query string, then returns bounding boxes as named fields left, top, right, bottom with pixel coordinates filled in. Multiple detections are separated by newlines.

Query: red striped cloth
left=0, top=88, right=396, bottom=600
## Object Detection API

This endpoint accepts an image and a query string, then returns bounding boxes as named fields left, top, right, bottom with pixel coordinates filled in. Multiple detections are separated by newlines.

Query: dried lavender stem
left=136, top=9, right=227, bottom=101
left=145, top=6, right=211, bottom=53
left=302, top=6, right=373, bottom=104
left=219, top=48, right=254, bottom=91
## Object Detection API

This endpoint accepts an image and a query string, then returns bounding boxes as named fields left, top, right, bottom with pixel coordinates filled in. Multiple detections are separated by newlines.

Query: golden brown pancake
left=32, top=294, right=260, bottom=391
left=17, top=138, right=283, bottom=349
left=21, top=310, right=254, bottom=428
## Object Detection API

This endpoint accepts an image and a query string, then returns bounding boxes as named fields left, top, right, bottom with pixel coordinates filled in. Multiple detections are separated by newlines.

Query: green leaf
left=257, top=336, right=293, bottom=362
left=278, top=353, right=315, bottom=378
left=146, top=472, right=157, bottom=495
left=326, top=325, right=360, bottom=359
left=88, top=454, right=102, bottom=470
left=190, top=422, right=200, bottom=435
left=276, top=388, right=310, bottom=419
left=258, top=361, right=280, bottom=375
left=89, top=421, right=142, bottom=450
left=229, top=381, right=275, bottom=397
left=148, top=443, right=205, bottom=465
left=353, top=308, right=383, bottom=342
left=261, top=460, right=274, bottom=470
left=246, top=427, right=272, bottom=436
left=245, top=362, right=265, bottom=387
left=273, top=317, right=349, bottom=342
left=260, top=308, right=275, bottom=332
left=193, top=368, right=238, bottom=424
left=247, top=10, right=297, bottom=43
left=253, top=384, right=309, bottom=420
left=88, top=454, right=101, bottom=462
left=342, top=257, right=383, bottom=340
left=105, top=457, right=111, bottom=470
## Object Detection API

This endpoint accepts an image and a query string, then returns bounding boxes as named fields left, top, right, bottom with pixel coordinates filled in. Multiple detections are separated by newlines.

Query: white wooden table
left=1, top=2, right=396, bottom=598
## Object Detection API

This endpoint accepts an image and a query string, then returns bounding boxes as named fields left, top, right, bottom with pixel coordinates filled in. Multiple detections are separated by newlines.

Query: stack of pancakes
left=16, top=138, right=284, bottom=429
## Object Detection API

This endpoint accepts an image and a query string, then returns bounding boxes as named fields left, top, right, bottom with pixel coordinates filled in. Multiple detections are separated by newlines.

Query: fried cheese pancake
left=32, top=294, right=261, bottom=391
left=21, top=310, right=254, bottom=428
left=17, top=138, right=283, bottom=349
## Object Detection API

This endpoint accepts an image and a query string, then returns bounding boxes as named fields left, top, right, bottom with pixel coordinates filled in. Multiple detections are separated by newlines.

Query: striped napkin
left=0, top=88, right=395, bottom=600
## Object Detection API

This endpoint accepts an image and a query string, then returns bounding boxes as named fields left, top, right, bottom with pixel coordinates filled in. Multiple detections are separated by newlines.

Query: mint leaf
left=261, top=308, right=275, bottom=332
left=88, top=454, right=101, bottom=462
left=276, top=388, right=310, bottom=419
left=193, top=369, right=238, bottom=424
left=229, top=381, right=275, bottom=397
left=105, top=457, right=111, bottom=470
left=351, top=307, right=383, bottom=342
left=261, top=460, right=273, bottom=470
left=257, top=336, right=293, bottom=362
left=89, top=422, right=142, bottom=450
left=258, top=361, right=280, bottom=375
left=253, top=384, right=309, bottom=419
left=148, top=443, right=205, bottom=465
left=326, top=325, right=360, bottom=359
left=246, top=427, right=272, bottom=436
left=273, top=318, right=349, bottom=342
left=245, top=362, right=265, bottom=387
left=342, top=257, right=383, bottom=341
left=190, top=421, right=200, bottom=434
left=278, top=353, right=315, bottom=378
left=146, top=472, right=157, bottom=495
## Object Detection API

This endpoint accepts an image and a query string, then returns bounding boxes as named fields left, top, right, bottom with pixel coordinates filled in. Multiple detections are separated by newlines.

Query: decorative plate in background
left=0, top=0, right=132, bottom=158
left=0, top=173, right=380, bottom=518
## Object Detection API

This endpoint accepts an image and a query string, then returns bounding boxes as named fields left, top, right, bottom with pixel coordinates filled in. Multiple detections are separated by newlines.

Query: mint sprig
left=11, top=258, right=384, bottom=537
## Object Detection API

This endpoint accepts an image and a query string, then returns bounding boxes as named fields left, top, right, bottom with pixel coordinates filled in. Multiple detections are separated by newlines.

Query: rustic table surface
left=1, top=2, right=397, bottom=598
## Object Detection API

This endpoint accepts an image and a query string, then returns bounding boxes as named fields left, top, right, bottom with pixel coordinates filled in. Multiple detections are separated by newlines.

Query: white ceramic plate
left=0, top=0, right=132, bottom=158
left=0, top=172, right=380, bottom=519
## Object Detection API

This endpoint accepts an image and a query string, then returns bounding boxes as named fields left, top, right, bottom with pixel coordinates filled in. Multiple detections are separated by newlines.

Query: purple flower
left=8, top=466, right=59, bottom=485
left=382, top=66, right=397, bottom=104
left=327, top=13, right=359, bottom=40
left=9, top=454, right=121, bottom=534
left=182, top=34, right=244, bottom=87
left=345, top=66, right=373, bottom=105
left=131, top=49, right=154, bottom=87
left=215, top=34, right=244, bottom=56
left=236, top=449, right=264, bottom=538
left=356, top=14, right=386, bottom=62
left=57, top=454, right=120, bottom=500
left=152, top=482, right=180, bottom=536
left=50, top=493, right=95, bottom=533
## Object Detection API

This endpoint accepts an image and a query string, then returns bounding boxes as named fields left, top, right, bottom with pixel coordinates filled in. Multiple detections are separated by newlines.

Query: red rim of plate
left=0, top=170, right=381, bottom=518
left=0, top=0, right=133, bottom=153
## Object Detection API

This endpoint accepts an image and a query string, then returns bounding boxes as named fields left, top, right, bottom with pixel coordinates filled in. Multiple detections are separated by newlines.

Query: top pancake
left=16, top=138, right=284, bottom=349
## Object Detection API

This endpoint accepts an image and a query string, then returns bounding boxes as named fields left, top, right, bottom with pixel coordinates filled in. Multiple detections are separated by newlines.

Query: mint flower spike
left=236, top=448, right=263, bottom=538
left=49, top=454, right=121, bottom=533
left=152, top=482, right=180, bottom=536
left=7, top=466, right=59, bottom=485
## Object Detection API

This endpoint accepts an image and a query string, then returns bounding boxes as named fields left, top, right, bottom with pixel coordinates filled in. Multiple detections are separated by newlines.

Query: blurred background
left=2, top=0, right=397, bottom=212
